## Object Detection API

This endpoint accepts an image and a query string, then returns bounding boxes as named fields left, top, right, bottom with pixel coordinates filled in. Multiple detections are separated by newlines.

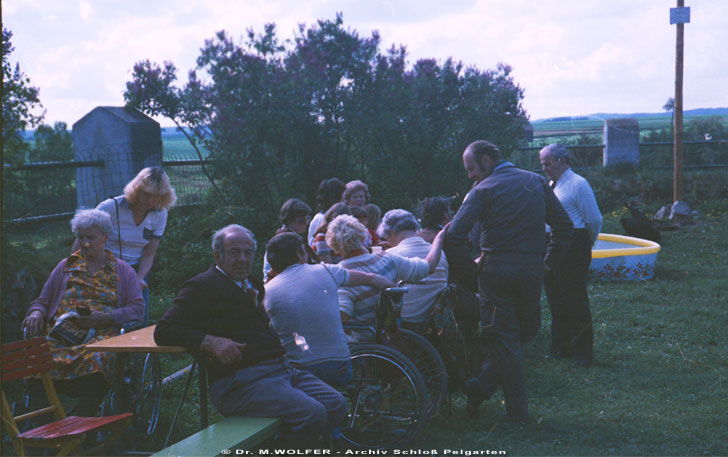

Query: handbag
left=47, top=308, right=96, bottom=347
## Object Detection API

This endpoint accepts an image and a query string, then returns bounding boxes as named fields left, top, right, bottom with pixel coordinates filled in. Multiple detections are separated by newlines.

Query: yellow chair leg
left=56, top=438, right=83, bottom=457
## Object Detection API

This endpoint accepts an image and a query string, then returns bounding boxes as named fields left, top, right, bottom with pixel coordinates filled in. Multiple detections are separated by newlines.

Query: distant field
left=531, top=114, right=727, bottom=138
left=162, top=136, right=210, bottom=161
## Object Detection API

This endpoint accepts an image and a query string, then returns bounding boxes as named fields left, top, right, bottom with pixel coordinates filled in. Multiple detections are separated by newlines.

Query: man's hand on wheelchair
left=201, top=334, right=247, bottom=366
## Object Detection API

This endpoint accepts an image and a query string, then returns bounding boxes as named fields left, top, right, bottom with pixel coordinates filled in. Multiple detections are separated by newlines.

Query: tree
left=663, top=97, right=675, bottom=128
left=124, top=14, right=529, bottom=235
left=2, top=28, right=44, bottom=165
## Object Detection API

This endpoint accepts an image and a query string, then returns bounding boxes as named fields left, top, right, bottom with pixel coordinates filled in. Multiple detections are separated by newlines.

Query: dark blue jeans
left=467, top=252, right=543, bottom=421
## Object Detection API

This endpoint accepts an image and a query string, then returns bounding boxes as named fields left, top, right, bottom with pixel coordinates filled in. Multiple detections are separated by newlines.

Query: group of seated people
left=20, top=173, right=458, bottom=448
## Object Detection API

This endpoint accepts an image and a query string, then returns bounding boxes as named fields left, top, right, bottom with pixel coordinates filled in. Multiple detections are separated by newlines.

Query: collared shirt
left=386, top=236, right=448, bottom=323
left=338, top=251, right=430, bottom=327
left=549, top=168, right=602, bottom=243
left=97, top=196, right=167, bottom=265
left=215, top=265, right=258, bottom=300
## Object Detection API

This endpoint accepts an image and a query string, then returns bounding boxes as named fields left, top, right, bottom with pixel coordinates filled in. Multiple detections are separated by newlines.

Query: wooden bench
left=151, top=416, right=281, bottom=457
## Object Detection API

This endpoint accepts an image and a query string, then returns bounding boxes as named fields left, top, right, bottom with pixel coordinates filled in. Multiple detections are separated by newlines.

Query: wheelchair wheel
left=399, top=329, right=448, bottom=417
left=340, top=344, right=428, bottom=450
left=131, top=353, right=162, bottom=436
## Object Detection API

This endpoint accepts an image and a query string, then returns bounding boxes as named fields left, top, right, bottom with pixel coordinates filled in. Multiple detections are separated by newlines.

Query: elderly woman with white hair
left=74, top=167, right=176, bottom=321
left=22, top=208, right=145, bottom=415
left=379, top=209, right=449, bottom=326
left=327, top=214, right=446, bottom=327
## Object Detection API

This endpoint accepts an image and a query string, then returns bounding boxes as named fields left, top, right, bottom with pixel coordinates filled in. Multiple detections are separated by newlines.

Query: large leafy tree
left=2, top=28, right=44, bottom=165
left=125, top=14, right=528, bottom=232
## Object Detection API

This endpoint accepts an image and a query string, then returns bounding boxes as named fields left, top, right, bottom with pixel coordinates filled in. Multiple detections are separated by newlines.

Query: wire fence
left=2, top=146, right=212, bottom=227
left=511, top=140, right=728, bottom=171
left=2, top=138, right=726, bottom=231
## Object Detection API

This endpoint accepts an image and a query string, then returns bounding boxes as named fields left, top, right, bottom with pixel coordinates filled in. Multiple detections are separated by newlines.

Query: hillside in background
left=20, top=108, right=728, bottom=141
left=532, top=107, right=728, bottom=123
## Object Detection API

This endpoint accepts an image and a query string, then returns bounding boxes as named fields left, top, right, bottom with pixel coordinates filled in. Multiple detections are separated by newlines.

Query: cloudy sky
left=3, top=0, right=726, bottom=126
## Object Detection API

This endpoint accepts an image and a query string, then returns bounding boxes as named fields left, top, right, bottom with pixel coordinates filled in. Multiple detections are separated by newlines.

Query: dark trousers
left=467, top=252, right=543, bottom=420
left=27, top=372, right=108, bottom=418
left=210, top=361, right=347, bottom=447
left=544, top=229, right=594, bottom=363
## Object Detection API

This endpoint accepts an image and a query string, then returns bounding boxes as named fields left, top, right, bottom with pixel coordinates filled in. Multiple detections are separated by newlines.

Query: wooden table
left=86, top=324, right=186, bottom=354
left=86, top=325, right=209, bottom=447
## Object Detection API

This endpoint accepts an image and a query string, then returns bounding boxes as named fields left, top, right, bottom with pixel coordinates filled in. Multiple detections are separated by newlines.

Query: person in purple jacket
left=21, top=208, right=144, bottom=416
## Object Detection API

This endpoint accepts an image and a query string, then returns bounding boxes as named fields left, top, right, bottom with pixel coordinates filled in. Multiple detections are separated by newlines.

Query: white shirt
left=97, top=197, right=167, bottom=265
left=386, top=237, right=449, bottom=323
left=307, top=212, right=325, bottom=246
left=549, top=168, right=602, bottom=243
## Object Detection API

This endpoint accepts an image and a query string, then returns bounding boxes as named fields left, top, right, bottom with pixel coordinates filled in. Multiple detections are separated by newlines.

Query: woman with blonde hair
left=75, top=167, right=176, bottom=321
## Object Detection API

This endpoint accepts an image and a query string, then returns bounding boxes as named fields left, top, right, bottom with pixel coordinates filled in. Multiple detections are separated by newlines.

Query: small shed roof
left=73, top=106, right=157, bottom=128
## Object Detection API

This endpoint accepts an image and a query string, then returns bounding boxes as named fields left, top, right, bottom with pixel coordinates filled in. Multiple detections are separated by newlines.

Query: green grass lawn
left=414, top=214, right=728, bottom=455
left=141, top=213, right=727, bottom=455
left=3, top=213, right=725, bottom=456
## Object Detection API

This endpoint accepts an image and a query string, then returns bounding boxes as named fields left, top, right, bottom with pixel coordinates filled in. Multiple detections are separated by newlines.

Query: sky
left=3, top=0, right=727, bottom=126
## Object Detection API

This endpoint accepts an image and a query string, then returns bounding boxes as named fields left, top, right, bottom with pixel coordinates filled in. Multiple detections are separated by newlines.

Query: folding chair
left=1, top=337, right=133, bottom=457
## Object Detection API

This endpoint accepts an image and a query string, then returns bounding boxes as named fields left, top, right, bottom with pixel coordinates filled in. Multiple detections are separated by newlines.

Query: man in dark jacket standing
left=445, top=140, right=573, bottom=422
left=154, top=224, right=346, bottom=447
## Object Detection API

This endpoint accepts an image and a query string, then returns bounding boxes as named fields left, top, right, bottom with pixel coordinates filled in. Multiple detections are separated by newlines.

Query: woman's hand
left=139, top=277, right=149, bottom=290
left=21, top=310, right=45, bottom=337
left=76, top=311, right=114, bottom=329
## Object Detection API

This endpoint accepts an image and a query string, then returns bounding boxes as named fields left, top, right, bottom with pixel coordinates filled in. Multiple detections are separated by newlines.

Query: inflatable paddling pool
left=589, top=233, right=661, bottom=280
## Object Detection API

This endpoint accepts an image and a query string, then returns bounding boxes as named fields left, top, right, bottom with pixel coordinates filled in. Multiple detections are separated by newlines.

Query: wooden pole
left=673, top=0, right=685, bottom=203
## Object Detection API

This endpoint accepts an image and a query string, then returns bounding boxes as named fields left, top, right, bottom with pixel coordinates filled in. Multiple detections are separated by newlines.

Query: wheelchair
left=339, top=284, right=447, bottom=450
left=100, top=320, right=162, bottom=437
left=370, top=283, right=448, bottom=418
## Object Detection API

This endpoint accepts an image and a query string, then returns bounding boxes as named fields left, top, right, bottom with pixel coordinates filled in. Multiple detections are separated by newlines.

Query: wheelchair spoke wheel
left=340, top=344, right=427, bottom=450
left=132, top=353, right=162, bottom=436
left=399, top=329, right=448, bottom=417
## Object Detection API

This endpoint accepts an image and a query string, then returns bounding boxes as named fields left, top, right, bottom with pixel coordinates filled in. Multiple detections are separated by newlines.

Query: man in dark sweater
left=154, top=224, right=346, bottom=447
left=445, top=140, right=573, bottom=422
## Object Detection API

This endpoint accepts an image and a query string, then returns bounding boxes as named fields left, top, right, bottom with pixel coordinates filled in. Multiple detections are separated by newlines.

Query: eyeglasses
left=541, top=158, right=561, bottom=169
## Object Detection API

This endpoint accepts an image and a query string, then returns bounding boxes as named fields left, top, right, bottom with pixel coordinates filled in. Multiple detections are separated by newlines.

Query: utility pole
left=671, top=1, right=690, bottom=203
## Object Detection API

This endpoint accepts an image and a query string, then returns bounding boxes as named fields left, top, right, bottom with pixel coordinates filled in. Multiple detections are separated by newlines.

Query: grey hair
left=71, top=208, right=113, bottom=235
left=212, top=224, right=257, bottom=261
left=541, top=143, right=570, bottom=163
left=376, top=209, right=419, bottom=240
left=326, top=215, right=368, bottom=256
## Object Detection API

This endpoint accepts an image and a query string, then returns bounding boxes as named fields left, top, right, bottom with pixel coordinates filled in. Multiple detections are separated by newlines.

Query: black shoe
left=574, top=359, right=592, bottom=368
left=462, top=380, right=485, bottom=419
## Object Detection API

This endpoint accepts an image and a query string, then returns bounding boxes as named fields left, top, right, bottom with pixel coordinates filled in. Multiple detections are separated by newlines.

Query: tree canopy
left=125, top=15, right=529, bottom=233
left=2, top=28, right=44, bottom=165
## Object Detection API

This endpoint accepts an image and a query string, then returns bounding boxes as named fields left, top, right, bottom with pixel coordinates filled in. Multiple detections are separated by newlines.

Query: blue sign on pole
left=670, top=7, right=690, bottom=24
